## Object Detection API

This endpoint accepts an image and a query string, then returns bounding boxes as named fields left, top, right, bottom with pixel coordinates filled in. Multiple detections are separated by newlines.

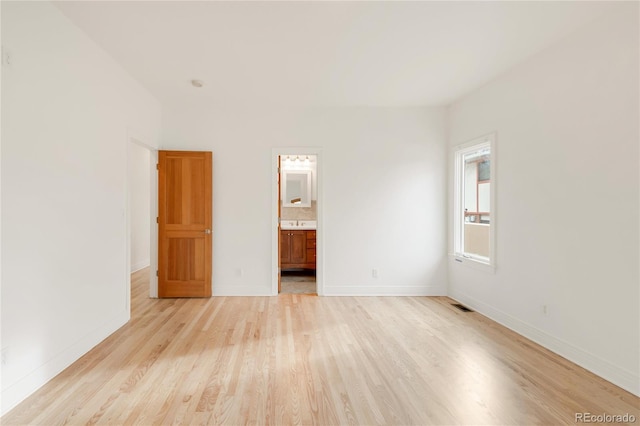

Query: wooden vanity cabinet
left=306, top=230, right=316, bottom=267
left=280, top=229, right=316, bottom=270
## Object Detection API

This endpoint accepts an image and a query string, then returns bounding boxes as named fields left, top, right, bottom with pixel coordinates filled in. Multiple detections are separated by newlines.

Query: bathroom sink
left=281, top=220, right=316, bottom=230
left=298, top=220, right=316, bottom=229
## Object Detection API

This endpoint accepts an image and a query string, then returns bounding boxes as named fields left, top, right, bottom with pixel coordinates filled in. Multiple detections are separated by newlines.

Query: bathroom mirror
left=282, top=170, right=311, bottom=207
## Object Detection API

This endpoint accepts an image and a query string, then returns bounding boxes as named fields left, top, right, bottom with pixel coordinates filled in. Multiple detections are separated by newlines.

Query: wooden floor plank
left=2, top=268, right=638, bottom=425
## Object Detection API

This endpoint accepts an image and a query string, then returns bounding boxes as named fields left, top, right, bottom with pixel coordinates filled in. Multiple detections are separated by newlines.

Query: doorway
left=272, top=149, right=322, bottom=295
left=129, top=142, right=151, bottom=275
left=127, top=135, right=158, bottom=306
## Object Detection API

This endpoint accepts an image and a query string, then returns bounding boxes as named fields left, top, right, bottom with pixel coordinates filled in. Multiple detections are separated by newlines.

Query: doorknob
left=204, top=229, right=211, bottom=234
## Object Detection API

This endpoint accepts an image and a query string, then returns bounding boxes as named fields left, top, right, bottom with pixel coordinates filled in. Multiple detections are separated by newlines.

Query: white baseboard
left=323, top=284, right=446, bottom=296
left=213, top=284, right=446, bottom=297
left=449, top=289, right=640, bottom=397
left=213, top=285, right=273, bottom=296
left=0, top=310, right=130, bottom=416
left=130, top=259, right=150, bottom=273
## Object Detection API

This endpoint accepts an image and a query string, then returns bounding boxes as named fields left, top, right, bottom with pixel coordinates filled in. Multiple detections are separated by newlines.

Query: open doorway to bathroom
left=279, top=154, right=318, bottom=295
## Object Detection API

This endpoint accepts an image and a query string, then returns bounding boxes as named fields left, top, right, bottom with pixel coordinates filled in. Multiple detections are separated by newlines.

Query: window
left=453, top=134, right=495, bottom=266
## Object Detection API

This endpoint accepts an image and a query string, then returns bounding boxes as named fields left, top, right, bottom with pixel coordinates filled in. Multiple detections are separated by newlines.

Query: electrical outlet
left=236, top=268, right=243, bottom=277
left=2, top=46, right=12, bottom=68
left=542, top=305, right=548, bottom=315
left=372, top=268, right=379, bottom=279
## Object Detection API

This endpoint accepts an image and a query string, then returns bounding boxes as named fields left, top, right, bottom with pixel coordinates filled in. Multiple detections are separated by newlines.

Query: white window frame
left=452, top=133, right=496, bottom=271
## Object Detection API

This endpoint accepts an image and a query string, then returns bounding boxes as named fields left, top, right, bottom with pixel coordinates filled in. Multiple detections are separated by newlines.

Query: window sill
left=450, top=253, right=496, bottom=274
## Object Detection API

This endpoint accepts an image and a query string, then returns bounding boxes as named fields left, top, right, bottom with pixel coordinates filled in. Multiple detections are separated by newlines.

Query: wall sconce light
left=283, top=155, right=311, bottom=170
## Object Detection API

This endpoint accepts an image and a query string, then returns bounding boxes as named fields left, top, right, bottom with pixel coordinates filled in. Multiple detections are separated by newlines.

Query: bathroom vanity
left=280, top=229, right=316, bottom=270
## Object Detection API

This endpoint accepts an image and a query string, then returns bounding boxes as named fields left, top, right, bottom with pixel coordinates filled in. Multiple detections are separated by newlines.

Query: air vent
left=452, top=303, right=473, bottom=312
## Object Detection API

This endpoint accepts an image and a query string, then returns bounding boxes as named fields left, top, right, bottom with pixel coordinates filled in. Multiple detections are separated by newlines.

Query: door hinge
left=156, top=217, right=159, bottom=223
left=156, top=270, right=159, bottom=277
left=156, top=163, right=159, bottom=170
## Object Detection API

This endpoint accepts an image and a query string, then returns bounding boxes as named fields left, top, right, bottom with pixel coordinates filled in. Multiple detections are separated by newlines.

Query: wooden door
left=158, top=151, right=212, bottom=298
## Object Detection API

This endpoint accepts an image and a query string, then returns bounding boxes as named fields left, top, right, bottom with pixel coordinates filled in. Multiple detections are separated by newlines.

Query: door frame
left=271, top=147, right=323, bottom=296
left=126, top=129, right=159, bottom=302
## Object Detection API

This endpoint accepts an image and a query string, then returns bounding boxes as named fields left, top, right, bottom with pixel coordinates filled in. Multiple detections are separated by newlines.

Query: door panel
left=290, top=231, right=306, bottom=263
left=166, top=235, right=205, bottom=280
left=165, top=157, right=183, bottom=224
left=280, top=230, right=290, bottom=264
left=159, top=151, right=212, bottom=298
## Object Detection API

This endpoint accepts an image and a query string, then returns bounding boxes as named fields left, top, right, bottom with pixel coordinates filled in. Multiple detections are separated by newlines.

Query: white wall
left=162, top=107, right=448, bottom=296
left=0, top=2, right=161, bottom=414
left=447, top=6, right=639, bottom=395
left=129, top=143, right=151, bottom=272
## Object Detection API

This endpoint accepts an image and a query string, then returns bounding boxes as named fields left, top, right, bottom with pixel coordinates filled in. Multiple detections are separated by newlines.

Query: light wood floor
left=3, top=268, right=638, bottom=425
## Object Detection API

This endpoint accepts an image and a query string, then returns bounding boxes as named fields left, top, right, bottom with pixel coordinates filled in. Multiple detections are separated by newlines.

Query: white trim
left=323, top=285, right=445, bottom=296
left=148, top=149, right=158, bottom=298
left=450, top=253, right=496, bottom=274
left=271, top=147, right=323, bottom=296
left=214, top=285, right=275, bottom=297
left=125, top=131, right=133, bottom=314
left=0, top=310, right=129, bottom=416
left=449, top=290, right=640, bottom=397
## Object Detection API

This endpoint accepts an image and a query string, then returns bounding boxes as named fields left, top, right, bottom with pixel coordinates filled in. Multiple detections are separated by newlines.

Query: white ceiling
left=55, top=1, right=617, bottom=108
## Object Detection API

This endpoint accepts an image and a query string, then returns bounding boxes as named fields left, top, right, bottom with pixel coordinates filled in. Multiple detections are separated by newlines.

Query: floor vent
left=452, top=303, right=473, bottom=312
